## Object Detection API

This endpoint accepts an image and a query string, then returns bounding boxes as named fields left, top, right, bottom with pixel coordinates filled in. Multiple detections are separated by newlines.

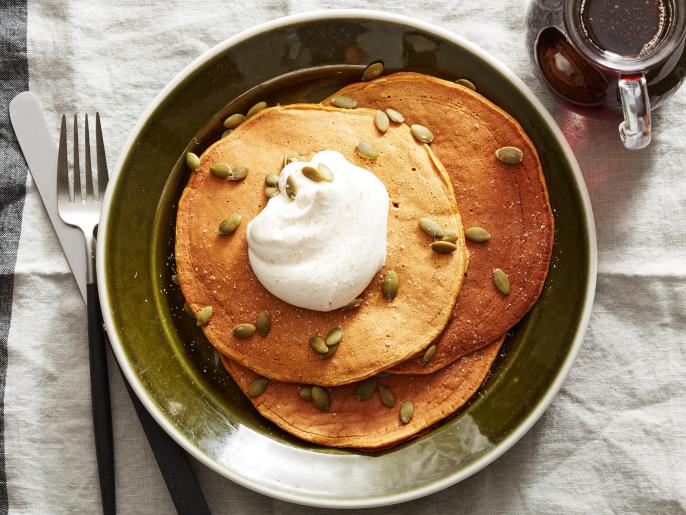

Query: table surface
left=1, top=1, right=685, bottom=513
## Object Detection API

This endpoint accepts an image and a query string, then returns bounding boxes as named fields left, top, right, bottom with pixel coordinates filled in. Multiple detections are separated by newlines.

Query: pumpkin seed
left=419, top=217, right=444, bottom=239
left=495, top=146, right=524, bottom=165
left=354, top=377, right=377, bottom=401
left=455, top=78, right=477, bottom=91
left=431, top=240, right=458, bottom=254
left=218, top=214, right=241, bottom=235
left=441, top=229, right=459, bottom=243
left=286, top=174, right=298, bottom=200
left=317, top=163, right=334, bottom=181
left=255, top=311, right=271, bottom=336
left=378, top=385, right=396, bottom=408
left=233, top=323, right=256, bottom=339
left=221, top=129, right=232, bottom=139
left=309, top=335, right=328, bottom=354
left=210, top=162, right=231, bottom=178
left=299, top=385, right=313, bottom=401
left=302, top=165, right=333, bottom=183
left=492, top=268, right=511, bottom=295
left=283, top=153, right=302, bottom=167
left=421, top=344, right=437, bottom=365
left=186, top=152, right=201, bottom=171
left=331, top=95, right=357, bottom=109
left=228, top=165, right=248, bottom=181
left=362, top=61, right=384, bottom=81
left=465, top=226, right=491, bottom=243
left=171, top=273, right=179, bottom=285
left=319, top=343, right=339, bottom=360
left=265, top=186, right=280, bottom=198
left=311, top=386, right=331, bottom=411
left=356, top=141, right=379, bottom=160
left=382, top=271, right=399, bottom=300
left=246, top=101, right=267, bottom=117
left=183, top=302, right=194, bottom=318
left=411, top=124, right=434, bottom=143
left=325, top=327, right=343, bottom=347
left=223, top=113, right=245, bottom=129
left=339, top=298, right=363, bottom=312
left=399, top=400, right=414, bottom=423
left=265, top=174, right=279, bottom=186
left=386, top=108, right=405, bottom=123
left=196, top=306, right=213, bottom=326
left=374, top=110, right=390, bottom=133
left=247, top=377, right=268, bottom=397
left=376, top=371, right=391, bottom=378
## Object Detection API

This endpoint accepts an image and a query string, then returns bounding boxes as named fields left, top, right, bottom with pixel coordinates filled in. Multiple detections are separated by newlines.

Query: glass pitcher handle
left=618, top=74, right=652, bottom=149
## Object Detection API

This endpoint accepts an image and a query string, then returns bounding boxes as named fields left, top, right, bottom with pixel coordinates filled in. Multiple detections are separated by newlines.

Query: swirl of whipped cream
left=246, top=150, right=389, bottom=311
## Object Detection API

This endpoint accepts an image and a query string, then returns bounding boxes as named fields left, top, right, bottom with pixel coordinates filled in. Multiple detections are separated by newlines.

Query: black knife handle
left=87, top=282, right=116, bottom=515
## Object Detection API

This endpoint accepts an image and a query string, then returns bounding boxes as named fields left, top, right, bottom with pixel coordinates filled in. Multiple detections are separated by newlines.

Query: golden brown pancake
left=176, top=104, right=467, bottom=386
left=324, top=73, right=553, bottom=374
left=222, top=336, right=503, bottom=449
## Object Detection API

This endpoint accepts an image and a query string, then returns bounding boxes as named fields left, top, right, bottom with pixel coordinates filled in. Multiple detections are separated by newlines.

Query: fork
left=57, top=113, right=115, bottom=515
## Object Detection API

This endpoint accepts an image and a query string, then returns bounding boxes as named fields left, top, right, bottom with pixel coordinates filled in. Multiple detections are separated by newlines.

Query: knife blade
left=9, top=91, right=210, bottom=515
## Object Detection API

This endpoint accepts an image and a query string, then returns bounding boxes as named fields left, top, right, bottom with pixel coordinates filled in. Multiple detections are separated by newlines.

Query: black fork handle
left=87, top=281, right=116, bottom=515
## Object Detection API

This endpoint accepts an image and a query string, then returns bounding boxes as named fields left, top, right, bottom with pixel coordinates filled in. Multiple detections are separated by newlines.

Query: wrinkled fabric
left=2, top=0, right=684, bottom=513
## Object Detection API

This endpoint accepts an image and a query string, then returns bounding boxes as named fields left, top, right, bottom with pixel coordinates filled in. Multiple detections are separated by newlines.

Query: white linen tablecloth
left=2, top=0, right=685, bottom=513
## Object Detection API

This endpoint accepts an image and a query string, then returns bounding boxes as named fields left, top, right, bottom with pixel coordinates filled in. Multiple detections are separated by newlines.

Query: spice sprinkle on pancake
left=175, top=104, right=467, bottom=386
left=324, top=73, right=554, bottom=374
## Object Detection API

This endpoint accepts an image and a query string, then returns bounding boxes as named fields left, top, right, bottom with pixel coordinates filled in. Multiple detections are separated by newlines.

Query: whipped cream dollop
left=246, top=150, right=389, bottom=311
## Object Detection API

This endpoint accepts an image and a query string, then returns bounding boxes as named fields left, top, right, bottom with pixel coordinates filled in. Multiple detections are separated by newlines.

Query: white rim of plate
left=97, top=9, right=597, bottom=509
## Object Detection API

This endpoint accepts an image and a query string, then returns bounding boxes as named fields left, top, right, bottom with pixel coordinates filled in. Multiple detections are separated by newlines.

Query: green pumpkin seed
left=210, top=162, right=231, bottom=178
left=286, top=174, right=298, bottom=200
left=378, top=385, right=396, bottom=408
left=196, top=306, right=213, bottom=326
left=431, top=241, right=458, bottom=254
left=247, top=377, right=268, bottom=397
left=331, top=95, right=357, bottom=109
left=386, top=108, right=405, bottom=123
left=255, top=311, right=271, bottom=336
left=441, top=229, right=459, bottom=242
left=299, top=385, right=313, bottom=401
left=411, top=124, right=434, bottom=144
left=265, top=174, right=279, bottom=186
left=374, top=110, right=390, bottom=133
left=246, top=101, right=267, bottom=117
left=465, top=226, right=491, bottom=243
left=311, top=386, right=331, bottom=411
left=354, top=377, right=377, bottom=401
left=228, top=166, right=248, bottom=181
left=186, top=152, right=201, bottom=171
left=339, top=298, right=363, bottom=312
left=171, top=273, right=179, bottom=285
left=455, top=78, right=477, bottom=91
left=419, top=217, right=444, bottom=239
left=319, top=343, right=339, bottom=360
left=218, top=213, right=241, bottom=235
left=421, top=344, right=437, bottom=365
left=495, top=146, right=524, bottom=165
left=183, top=302, right=194, bottom=318
left=376, top=371, right=391, bottom=378
left=265, top=186, right=280, bottom=198
left=223, top=113, right=245, bottom=129
left=382, top=271, right=399, bottom=300
left=361, top=61, right=384, bottom=81
left=283, top=153, right=303, bottom=167
left=399, top=400, right=414, bottom=423
left=325, top=327, right=343, bottom=347
left=233, top=323, right=256, bottom=339
left=302, top=164, right=333, bottom=183
left=309, top=335, right=328, bottom=354
left=492, top=268, right=511, bottom=295
left=356, top=141, right=379, bottom=160
left=221, top=129, right=232, bottom=139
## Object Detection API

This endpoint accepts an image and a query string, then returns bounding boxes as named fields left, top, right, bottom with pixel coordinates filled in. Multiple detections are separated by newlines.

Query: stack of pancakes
left=175, top=72, right=553, bottom=449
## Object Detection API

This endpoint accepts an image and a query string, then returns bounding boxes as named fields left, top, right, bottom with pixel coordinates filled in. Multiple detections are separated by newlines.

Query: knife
left=9, top=92, right=211, bottom=515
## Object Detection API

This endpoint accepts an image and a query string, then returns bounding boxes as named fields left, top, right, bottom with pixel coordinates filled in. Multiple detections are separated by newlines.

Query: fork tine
left=73, top=114, right=81, bottom=202
left=84, top=114, right=94, bottom=201
left=57, top=115, right=70, bottom=203
left=95, top=113, right=109, bottom=200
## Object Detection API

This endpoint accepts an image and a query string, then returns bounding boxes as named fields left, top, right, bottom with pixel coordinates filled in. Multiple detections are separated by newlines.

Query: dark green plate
left=97, top=10, right=596, bottom=508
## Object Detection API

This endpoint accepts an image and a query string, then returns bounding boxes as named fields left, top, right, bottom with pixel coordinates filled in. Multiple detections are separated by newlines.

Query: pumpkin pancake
left=222, top=336, right=503, bottom=449
left=176, top=104, right=467, bottom=386
left=324, top=73, right=553, bottom=374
